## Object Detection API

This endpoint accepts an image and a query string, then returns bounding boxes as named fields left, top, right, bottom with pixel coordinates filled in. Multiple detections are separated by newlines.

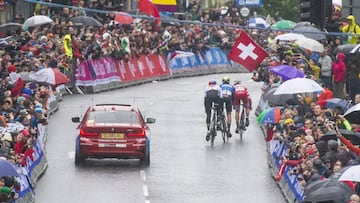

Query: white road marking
left=143, top=185, right=149, bottom=197
left=140, top=170, right=150, bottom=203
left=140, top=170, right=146, bottom=181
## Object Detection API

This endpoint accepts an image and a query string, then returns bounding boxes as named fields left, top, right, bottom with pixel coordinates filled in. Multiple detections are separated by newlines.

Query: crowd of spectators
left=254, top=35, right=360, bottom=199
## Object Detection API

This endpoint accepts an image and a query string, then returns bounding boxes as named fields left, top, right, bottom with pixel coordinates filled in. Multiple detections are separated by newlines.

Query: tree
left=254, top=0, right=300, bottom=22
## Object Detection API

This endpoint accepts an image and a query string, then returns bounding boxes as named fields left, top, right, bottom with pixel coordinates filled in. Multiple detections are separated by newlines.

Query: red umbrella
left=114, top=12, right=134, bottom=24
left=29, top=68, right=70, bottom=85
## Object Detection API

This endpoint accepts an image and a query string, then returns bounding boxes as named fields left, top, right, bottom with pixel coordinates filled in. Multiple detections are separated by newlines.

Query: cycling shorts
left=222, top=97, right=232, bottom=113
left=233, top=96, right=252, bottom=111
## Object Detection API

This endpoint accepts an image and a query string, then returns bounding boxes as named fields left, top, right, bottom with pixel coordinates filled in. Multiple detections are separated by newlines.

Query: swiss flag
left=228, top=31, right=269, bottom=72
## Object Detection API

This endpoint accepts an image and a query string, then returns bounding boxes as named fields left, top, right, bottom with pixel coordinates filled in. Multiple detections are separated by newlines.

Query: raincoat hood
left=337, top=53, right=345, bottom=62
left=347, top=15, right=356, bottom=25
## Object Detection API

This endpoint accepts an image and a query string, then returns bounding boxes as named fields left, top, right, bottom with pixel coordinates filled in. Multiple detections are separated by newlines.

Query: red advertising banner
left=76, top=54, right=170, bottom=86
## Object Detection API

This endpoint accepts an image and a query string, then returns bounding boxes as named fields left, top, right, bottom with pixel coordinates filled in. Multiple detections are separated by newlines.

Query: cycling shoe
left=206, top=133, right=210, bottom=141
left=245, top=118, right=249, bottom=127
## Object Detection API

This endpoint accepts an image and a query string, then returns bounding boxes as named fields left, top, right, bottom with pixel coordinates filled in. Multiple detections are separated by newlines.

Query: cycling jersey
left=220, top=83, right=235, bottom=113
left=233, top=84, right=252, bottom=110
left=204, top=84, right=222, bottom=126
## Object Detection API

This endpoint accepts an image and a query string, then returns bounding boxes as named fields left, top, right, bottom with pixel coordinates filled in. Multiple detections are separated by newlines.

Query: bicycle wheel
left=239, top=108, right=245, bottom=141
left=210, top=111, right=217, bottom=147
left=220, top=114, right=227, bottom=143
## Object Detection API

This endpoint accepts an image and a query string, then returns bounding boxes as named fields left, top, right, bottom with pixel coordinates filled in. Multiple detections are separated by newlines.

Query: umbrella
left=114, top=12, right=134, bottom=24
left=334, top=44, right=357, bottom=54
left=248, top=17, right=269, bottom=29
left=0, top=159, right=20, bottom=177
left=344, top=103, right=360, bottom=124
left=339, top=129, right=360, bottom=145
left=323, top=130, right=339, bottom=142
left=0, top=22, right=22, bottom=33
left=274, top=78, right=323, bottom=95
left=274, top=33, right=306, bottom=41
left=350, top=43, right=360, bottom=54
left=29, top=68, right=70, bottom=85
left=262, top=85, right=295, bottom=106
left=257, top=107, right=282, bottom=124
left=303, top=179, right=353, bottom=203
left=337, top=165, right=360, bottom=182
left=71, top=16, right=103, bottom=27
left=325, top=98, right=352, bottom=113
left=18, top=71, right=37, bottom=82
left=270, top=65, right=305, bottom=81
left=293, top=26, right=327, bottom=41
left=22, top=15, right=53, bottom=30
left=295, top=37, right=325, bottom=53
left=271, top=20, right=296, bottom=29
left=256, top=108, right=271, bottom=123
left=293, top=21, right=315, bottom=29
left=160, top=15, right=181, bottom=26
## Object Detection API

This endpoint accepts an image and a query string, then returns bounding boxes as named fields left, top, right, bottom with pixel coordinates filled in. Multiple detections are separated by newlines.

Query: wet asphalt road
left=35, top=73, right=286, bottom=203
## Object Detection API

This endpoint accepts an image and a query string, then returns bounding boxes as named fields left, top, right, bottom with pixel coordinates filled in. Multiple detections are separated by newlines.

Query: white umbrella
left=274, top=33, right=306, bottom=41
left=22, top=15, right=53, bottom=30
left=338, top=165, right=360, bottom=182
left=274, top=78, right=323, bottom=95
left=295, top=37, right=325, bottom=53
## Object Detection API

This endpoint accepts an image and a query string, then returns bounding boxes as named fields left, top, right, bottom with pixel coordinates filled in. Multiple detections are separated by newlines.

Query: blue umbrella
left=0, top=159, right=20, bottom=177
left=270, top=65, right=305, bottom=81
left=248, top=17, right=269, bottom=29
left=325, top=98, right=352, bottom=113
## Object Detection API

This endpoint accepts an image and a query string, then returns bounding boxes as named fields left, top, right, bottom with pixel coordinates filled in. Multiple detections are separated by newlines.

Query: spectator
left=340, top=15, right=360, bottom=45
left=332, top=53, right=346, bottom=99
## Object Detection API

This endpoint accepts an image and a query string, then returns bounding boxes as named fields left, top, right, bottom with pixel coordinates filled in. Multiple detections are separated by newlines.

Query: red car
left=72, top=104, right=155, bottom=166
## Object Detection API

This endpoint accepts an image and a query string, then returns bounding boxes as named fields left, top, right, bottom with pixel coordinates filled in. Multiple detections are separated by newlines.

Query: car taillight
left=79, top=129, right=99, bottom=137
left=127, top=129, right=146, bottom=137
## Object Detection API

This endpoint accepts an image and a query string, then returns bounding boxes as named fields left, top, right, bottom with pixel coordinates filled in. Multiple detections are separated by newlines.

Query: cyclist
left=233, top=80, right=252, bottom=133
left=204, top=79, right=222, bottom=141
left=220, top=76, right=235, bottom=138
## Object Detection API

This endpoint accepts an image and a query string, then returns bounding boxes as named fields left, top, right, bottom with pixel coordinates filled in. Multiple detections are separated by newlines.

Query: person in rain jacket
left=341, top=15, right=360, bottom=44
left=332, top=53, right=346, bottom=99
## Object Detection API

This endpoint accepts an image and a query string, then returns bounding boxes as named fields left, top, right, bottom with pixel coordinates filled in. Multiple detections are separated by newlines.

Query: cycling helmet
left=234, top=80, right=241, bottom=85
left=208, top=80, right=217, bottom=85
left=222, top=77, right=230, bottom=84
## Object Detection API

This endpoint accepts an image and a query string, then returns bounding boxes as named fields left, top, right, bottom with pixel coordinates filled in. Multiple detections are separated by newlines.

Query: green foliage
left=254, top=0, right=300, bottom=22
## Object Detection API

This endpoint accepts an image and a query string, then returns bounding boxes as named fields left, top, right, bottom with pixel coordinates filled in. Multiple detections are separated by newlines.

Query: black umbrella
left=323, top=130, right=338, bottom=142
left=0, top=22, right=22, bottom=33
left=293, top=26, right=327, bottom=41
left=302, top=179, right=353, bottom=203
left=262, top=84, right=295, bottom=106
left=344, top=103, right=360, bottom=125
left=334, top=44, right=357, bottom=54
left=338, top=129, right=360, bottom=145
left=71, top=16, right=103, bottom=27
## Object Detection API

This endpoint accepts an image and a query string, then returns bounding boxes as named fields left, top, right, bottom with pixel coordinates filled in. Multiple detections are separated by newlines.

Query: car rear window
left=86, top=111, right=140, bottom=124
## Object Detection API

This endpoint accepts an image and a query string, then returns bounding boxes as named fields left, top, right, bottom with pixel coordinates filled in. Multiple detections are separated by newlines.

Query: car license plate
left=101, top=133, right=124, bottom=139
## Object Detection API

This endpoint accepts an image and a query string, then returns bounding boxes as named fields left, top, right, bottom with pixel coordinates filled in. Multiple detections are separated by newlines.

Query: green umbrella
left=271, top=20, right=296, bottom=30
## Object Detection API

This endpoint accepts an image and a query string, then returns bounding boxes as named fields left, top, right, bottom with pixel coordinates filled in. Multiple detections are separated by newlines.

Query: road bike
left=236, top=103, right=246, bottom=141
left=209, top=103, right=228, bottom=147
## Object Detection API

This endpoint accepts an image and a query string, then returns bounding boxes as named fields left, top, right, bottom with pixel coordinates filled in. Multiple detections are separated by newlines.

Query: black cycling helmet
left=234, top=80, right=241, bottom=85
left=208, top=80, right=217, bottom=85
left=222, top=76, right=230, bottom=84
